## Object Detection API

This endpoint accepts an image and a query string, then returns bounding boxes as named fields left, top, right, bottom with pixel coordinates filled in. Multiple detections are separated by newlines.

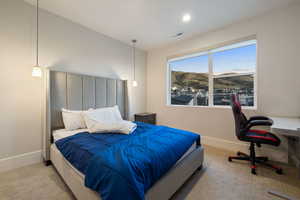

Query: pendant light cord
left=36, top=0, right=39, bottom=66
left=132, top=40, right=137, bottom=81
left=133, top=42, right=135, bottom=80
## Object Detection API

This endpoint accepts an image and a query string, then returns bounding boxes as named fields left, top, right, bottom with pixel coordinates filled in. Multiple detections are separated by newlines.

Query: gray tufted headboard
left=43, top=70, right=128, bottom=162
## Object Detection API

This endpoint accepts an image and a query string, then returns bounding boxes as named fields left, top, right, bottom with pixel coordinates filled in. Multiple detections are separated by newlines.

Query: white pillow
left=84, top=119, right=136, bottom=134
left=84, top=105, right=122, bottom=123
left=62, top=108, right=89, bottom=130
left=83, top=105, right=127, bottom=133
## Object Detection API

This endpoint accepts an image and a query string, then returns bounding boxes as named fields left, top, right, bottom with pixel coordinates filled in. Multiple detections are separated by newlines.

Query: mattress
left=52, top=128, right=197, bottom=178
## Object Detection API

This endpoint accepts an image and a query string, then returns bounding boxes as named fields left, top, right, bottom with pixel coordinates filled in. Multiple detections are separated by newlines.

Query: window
left=168, top=39, right=256, bottom=108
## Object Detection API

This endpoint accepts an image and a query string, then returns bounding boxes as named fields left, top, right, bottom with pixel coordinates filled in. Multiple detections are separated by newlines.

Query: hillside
left=171, top=71, right=253, bottom=90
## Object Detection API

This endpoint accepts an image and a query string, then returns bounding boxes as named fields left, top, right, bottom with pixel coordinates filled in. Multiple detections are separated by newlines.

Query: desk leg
left=287, top=136, right=300, bottom=179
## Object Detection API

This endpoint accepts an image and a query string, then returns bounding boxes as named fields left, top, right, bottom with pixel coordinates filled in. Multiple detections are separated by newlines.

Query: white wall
left=0, top=0, right=146, bottom=162
left=147, top=3, right=300, bottom=153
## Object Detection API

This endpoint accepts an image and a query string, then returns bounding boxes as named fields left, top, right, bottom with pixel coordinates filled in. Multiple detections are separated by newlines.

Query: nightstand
left=134, top=113, right=156, bottom=125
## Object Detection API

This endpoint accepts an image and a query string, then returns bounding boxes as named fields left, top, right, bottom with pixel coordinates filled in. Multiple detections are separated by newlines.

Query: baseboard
left=0, top=150, right=42, bottom=173
left=202, top=136, right=249, bottom=152
left=201, top=136, right=288, bottom=163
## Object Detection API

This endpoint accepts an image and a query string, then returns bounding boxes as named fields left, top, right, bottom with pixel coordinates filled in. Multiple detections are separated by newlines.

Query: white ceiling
left=25, top=0, right=295, bottom=50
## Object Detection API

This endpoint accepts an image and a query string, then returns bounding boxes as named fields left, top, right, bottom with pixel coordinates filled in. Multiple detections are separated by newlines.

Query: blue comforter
left=55, top=122, right=200, bottom=200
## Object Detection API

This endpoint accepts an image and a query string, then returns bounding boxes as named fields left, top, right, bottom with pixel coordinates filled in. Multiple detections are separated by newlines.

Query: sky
left=169, top=44, right=256, bottom=74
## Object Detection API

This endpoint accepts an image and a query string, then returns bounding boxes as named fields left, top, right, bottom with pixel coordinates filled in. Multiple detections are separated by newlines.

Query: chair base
left=228, top=150, right=283, bottom=175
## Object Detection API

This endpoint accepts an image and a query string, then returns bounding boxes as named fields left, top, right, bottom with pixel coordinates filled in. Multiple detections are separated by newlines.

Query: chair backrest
left=231, top=94, right=248, bottom=139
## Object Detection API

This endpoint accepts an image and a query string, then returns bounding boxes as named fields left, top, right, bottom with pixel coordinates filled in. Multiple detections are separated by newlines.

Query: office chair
left=228, top=94, right=283, bottom=175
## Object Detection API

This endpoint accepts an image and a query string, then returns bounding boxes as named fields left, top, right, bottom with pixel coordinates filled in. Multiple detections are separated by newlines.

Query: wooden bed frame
left=43, top=70, right=204, bottom=200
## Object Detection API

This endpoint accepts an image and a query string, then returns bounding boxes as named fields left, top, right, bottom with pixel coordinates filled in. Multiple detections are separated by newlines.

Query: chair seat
left=241, top=129, right=281, bottom=146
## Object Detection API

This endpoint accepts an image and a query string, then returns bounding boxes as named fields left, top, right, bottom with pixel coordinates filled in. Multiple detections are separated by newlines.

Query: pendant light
left=132, top=39, right=138, bottom=87
left=32, top=0, right=42, bottom=77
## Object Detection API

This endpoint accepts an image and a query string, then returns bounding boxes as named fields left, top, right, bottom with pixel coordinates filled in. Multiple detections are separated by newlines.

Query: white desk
left=270, top=117, right=300, bottom=176
left=271, top=117, right=300, bottom=137
left=267, top=117, right=300, bottom=200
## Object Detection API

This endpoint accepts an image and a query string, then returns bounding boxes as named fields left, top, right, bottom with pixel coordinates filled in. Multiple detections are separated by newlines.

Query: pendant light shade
left=32, top=0, right=42, bottom=77
left=132, top=39, right=137, bottom=87
left=32, top=65, right=42, bottom=77
left=132, top=80, right=138, bottom=87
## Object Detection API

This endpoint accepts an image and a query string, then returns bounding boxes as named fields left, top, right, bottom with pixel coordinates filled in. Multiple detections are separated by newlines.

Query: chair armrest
left=244, top=120, right=273, bottom=131
left=248, top=116, right=272, bottom=122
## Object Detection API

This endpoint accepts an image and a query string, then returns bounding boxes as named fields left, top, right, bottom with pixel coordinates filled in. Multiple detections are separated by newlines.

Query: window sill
left=166, top=104, right=257, bottom=111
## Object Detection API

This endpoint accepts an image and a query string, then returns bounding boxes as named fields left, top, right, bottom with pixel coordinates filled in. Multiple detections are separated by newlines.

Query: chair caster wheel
left=276, top=168, right=283, bottom=175
left=228, top=157, right=232, bottom=162
left=251, top=168, right=256, bottom=175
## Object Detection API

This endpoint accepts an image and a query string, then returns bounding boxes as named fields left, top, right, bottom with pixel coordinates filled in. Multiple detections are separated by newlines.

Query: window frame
left=166, top=38, right=257, bottom=110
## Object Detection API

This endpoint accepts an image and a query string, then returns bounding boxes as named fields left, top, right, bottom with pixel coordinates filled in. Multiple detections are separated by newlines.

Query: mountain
left=171, top=71, right=253, bottom=90
left=171, top=71, right=208, bottom=90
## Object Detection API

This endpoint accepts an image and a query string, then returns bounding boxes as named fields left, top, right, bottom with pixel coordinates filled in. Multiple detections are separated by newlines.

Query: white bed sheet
left=53, top=129, right=89, bottom=142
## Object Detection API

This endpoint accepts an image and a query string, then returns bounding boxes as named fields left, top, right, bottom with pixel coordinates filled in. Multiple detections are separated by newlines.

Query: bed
left=43, top=70, right=204, bottom=200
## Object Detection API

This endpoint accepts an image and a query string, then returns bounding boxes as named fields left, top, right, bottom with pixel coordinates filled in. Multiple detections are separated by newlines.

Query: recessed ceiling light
left=182, top=14, right=191, bottom=23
